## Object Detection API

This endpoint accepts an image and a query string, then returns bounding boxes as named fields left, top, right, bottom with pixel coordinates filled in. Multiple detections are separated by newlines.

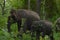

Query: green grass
left=0, top=29, right=60, bottom=40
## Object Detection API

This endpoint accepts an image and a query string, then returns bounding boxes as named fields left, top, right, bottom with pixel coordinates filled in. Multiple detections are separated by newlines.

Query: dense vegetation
left=0, top=0, right=60, bottom=40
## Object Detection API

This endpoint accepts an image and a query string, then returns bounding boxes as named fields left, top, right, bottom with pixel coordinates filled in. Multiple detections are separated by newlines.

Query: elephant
left=31, top=20, right=54, bottom=40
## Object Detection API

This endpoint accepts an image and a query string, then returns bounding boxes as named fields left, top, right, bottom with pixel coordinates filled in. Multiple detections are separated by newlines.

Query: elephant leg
left=7, top=22, right=16, bottom=33
left=17, top=19, right=23, bottom=39
left=7, top=16, right=16, bottom=33
left=23, top=21, right=27, bottom=33
left=23, top=19, right=32, bottom=33
left=36, top=30, right=40, bottom=40
left=17, top=20, right=22, bottom=32
left=7, top=22, right=11, bottom=33
left=49, top=33, right=54, bottom=40
left=7, top=16, right=12, bottom=33
left=31, top=26, right=35, bottom=40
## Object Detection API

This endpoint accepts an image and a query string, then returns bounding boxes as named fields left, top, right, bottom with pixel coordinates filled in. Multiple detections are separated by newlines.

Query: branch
left=0, top=3, right=2, bottom=8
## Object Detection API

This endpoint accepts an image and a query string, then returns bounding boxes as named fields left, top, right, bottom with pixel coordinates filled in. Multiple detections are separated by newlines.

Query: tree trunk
left=28, top=0, right=30, bottom=10
left=0, top=0, right=5, bottom=15
left=36, top=0, right=42, bottom=14
left=36, top=0, right=42, bottom=18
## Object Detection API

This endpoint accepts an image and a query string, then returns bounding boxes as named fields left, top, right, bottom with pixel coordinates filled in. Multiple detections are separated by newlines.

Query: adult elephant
left=7, top=9, right=40, bottom=34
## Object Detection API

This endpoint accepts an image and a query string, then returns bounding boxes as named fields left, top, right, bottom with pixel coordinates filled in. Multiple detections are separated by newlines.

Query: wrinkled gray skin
left=15, top=9, right=40, bottom=32
left=31, top=20, right=54, bottom=40
left=55, top=17, right=60, bottom=32
left=10, top=9, right=40, bottom=21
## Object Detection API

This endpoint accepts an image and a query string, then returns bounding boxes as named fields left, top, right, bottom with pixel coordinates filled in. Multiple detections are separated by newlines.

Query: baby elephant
left=31, top=20, right=54, bottom=40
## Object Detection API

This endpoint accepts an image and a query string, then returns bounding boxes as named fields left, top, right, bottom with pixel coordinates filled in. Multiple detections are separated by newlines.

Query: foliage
left=0, top=0, right=60, bottom=40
